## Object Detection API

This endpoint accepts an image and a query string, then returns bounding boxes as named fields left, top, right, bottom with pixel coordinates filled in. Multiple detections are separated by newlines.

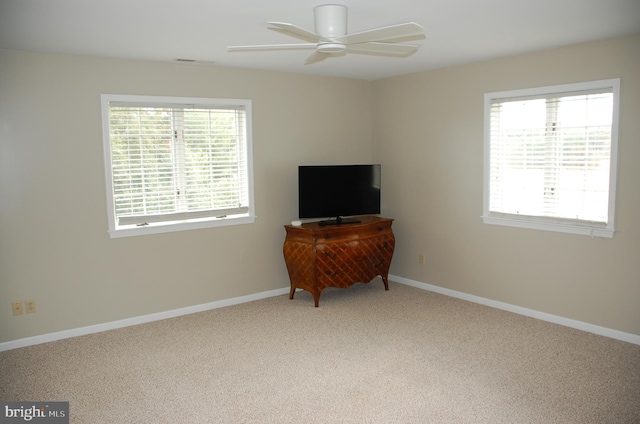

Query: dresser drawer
left=315, top=220, right=393, bottom=243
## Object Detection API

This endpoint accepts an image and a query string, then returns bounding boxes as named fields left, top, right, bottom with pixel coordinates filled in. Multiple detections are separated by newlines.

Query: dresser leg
left=382, top=276, right=389, bottom=291
left=289, top=285, right=296, bottom=300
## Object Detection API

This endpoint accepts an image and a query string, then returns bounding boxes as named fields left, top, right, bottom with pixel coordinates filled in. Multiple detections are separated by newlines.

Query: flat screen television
left=298, top=164, right=381, bottom=226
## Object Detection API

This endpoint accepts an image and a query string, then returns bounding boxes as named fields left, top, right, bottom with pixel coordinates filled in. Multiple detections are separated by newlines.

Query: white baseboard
left=0, top=287, right=290, bottom=352
left=3, top=278, right=638, bottom=352
left=390, top=274, right=640, bottom=346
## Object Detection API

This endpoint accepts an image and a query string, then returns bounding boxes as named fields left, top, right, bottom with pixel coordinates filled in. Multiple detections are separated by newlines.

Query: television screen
left=298, top=164, right=381, bottom=225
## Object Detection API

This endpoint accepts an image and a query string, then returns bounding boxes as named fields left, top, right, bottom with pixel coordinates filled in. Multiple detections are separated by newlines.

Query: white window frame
left=482, top=79, right=620, bottom=238
left=101, top=94, right=255, bottom=238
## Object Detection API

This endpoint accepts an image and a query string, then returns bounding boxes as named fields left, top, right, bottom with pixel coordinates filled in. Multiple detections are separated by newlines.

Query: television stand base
left=283, top=216, right=395, bottom=306
left=319, top=217, right=361, bottom=226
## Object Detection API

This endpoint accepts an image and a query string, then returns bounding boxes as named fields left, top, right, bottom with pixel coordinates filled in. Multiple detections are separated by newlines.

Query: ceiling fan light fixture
left=317, top=42, right=346, bottom=53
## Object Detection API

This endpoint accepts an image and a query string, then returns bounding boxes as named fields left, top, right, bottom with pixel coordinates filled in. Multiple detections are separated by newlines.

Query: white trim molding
left=390, top=274, right=640, bottom=346
left=3, top=278, right=638, bottom=352
left=0, top=287, right=289, bottom=352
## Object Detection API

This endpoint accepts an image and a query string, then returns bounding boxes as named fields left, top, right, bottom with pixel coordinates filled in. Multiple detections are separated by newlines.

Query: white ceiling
left=1, top=0, right=639, bottom=81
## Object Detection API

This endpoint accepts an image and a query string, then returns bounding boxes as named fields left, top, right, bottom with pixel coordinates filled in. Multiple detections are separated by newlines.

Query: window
left=483, top=79, right=620, bottom=238
left=101, top=95, right=255, bottom=238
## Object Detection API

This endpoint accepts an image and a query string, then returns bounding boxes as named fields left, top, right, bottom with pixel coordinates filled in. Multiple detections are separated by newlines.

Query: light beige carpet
left=1, top=281, right=639, bottom=423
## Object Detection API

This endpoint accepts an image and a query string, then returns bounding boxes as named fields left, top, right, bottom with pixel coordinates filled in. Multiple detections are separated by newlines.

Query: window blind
left=488, top=89, right=614, bottom=224
left=108, top=103, right=250, bottom=227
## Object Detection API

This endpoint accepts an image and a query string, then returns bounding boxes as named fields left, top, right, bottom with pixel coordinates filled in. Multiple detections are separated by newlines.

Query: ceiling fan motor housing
left=314, top=4, right=347, bottom=37
left=314, top=4, right=348, bottom=53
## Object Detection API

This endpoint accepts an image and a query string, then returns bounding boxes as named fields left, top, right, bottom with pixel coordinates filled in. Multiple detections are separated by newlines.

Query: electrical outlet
left=25, top=299, right=36, bottom=314
left=12, top=301, right=24, bottom=316
left=419, top=254, right=425, bottom=265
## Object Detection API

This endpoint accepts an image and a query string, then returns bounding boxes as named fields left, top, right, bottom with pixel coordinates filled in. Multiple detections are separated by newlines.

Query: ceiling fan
left=227, top=4, right=426, bottom=65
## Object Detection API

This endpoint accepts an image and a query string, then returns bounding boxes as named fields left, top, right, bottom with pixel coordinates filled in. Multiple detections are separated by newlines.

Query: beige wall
left=373, top=34, right=640, bottom=335
left=0, top=50, right=373, bottom=342
left=1, top=34, right=639, bottom=344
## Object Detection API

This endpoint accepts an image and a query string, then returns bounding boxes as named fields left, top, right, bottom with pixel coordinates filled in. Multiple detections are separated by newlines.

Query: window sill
left=482, top=215, right=614, bottom=238
left=108, top=215, right=256, bottom=238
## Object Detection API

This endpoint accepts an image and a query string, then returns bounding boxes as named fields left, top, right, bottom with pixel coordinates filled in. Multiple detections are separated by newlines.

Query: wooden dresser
left=283, top=216, right=395, bottom=306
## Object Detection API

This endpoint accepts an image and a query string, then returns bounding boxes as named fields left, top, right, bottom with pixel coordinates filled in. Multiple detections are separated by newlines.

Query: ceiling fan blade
left=304, top=51, right=329, bottom=65
left=268, top=22, right=320, bottom=43
left=340, top=22, right=425, bottom=45
left=345, top=42, right=419, bottom=57
left=228, top=43, right=317, bottom=52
